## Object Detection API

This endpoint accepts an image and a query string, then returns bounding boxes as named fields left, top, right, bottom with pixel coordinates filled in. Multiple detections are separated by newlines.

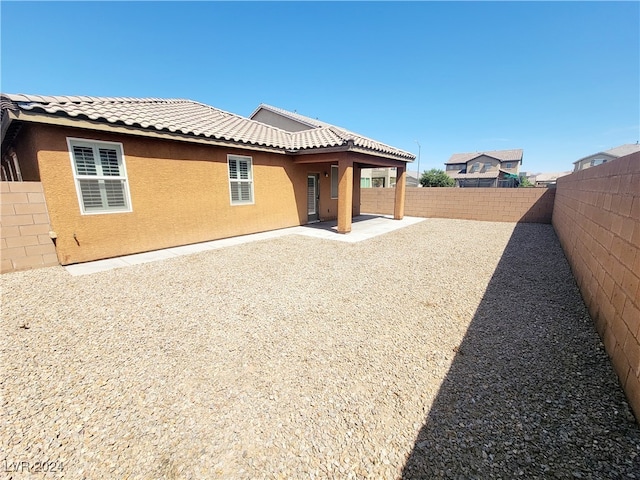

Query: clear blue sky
left=2, top=1, right=638, bottom=174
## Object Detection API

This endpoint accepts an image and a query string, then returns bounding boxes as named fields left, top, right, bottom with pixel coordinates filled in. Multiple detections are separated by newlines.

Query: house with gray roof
left=573, top=143, right=640, bottom=172
left=1, top=94, right=413, bottom=266
left=444, top=149, right=523, bottom=187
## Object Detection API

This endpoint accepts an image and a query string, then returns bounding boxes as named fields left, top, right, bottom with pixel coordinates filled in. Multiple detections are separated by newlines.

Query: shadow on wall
left=402, top=223, right=640, bottom=478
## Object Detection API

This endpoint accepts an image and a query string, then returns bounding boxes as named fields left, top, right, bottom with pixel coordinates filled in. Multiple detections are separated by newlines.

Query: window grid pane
left=239, top=160, right=249, bottom=180
left=79, top=179, right=103, bottom=209
left=99, top=148, right=121, bottom=176
left=73, top=146, right=97, bottom=176
left=104, top=180, right=126, bottom=207
left=229, top=160, right=238, bottom=180
left=239, top=182, right=251, bottom=201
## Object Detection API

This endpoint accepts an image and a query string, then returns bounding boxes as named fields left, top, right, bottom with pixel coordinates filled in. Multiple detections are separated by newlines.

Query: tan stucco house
left=444, top=149, right=523, bottom=187
left=572, top=144, right=640, bottom=172
left=1, top=94, right=413, bottom=266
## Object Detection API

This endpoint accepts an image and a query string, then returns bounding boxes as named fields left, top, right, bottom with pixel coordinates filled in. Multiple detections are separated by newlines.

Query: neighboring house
left=1, top=94, right=413, bottom=266
left=573, top=144, right=640, bottom=172
left=530, top=171, right=572, bottom=188
left=361, top=167, right=395, bottom=188
left=405, top=171, right=420, bottom=188
left=444, top=149, right=523, bottom=187
left=358, top=169, right=419, bottom=188
left=249, top=104, right=408, bottom=189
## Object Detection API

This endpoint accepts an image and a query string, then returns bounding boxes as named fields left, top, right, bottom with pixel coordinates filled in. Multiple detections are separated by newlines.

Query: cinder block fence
left=553, top=152, right=640, bottom=419
left=1, top=182, right=58, bottom=273
left=361, top=187, right=555, bottom=223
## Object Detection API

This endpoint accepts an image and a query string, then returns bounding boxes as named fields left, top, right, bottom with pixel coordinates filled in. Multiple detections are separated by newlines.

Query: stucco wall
left=27, top=124, right=341, bottom=265
left=1, top=181, right=58, bottom=272
left=250, top=110, right=310, bottom=133
left=12, top=123, right=41, bottom=181
left=361, top=187, right=555, bottom=223
left=553, top=152, right=640, bottom=419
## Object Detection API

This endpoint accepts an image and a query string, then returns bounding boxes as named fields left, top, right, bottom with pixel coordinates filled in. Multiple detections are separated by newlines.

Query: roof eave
left=12, top=110, right=289, bottom=155
left=349, top=145, right=413, bottom=162
left=1, top=110, right=17, bottom=145
left=288, top=144, right=412, bottom=163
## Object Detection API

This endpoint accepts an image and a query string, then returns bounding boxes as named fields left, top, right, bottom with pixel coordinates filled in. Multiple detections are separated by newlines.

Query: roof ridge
left=4, top=93, right=196, bottom=105
left=251, top=103, right=332, bottom=129
left=456, top=148, right=523, bottom=155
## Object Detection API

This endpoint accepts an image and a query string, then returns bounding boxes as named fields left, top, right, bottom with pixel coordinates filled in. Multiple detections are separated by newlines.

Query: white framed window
left=228, top=155, right=254, bottom=205
left=505, top=162, right=513, bottom=169
left=67, top=138, right=132, bottom=215
left=331, top=165, right=339, bottom=199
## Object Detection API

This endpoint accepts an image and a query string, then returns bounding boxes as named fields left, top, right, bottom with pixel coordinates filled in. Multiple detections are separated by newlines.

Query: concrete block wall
left=553, top=152, right=640, bottom=419
left=361, top=187, right=555, bottom=223
left=1, top=182, right=59, bottom=273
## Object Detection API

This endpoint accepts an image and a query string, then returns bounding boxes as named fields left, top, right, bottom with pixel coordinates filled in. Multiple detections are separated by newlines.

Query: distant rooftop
left=445, top=149, right=523, bottom=165
left=573, top=143, right=640, bottom=164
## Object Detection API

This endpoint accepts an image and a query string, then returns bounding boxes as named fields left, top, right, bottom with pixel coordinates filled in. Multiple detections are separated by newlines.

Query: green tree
left=420, top=168, right=455, bottom=187
left=519, top=175, right=534, bottom=187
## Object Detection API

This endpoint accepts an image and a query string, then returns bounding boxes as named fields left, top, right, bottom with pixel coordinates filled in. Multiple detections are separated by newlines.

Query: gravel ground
left=1, top=219, right=639, bottom=479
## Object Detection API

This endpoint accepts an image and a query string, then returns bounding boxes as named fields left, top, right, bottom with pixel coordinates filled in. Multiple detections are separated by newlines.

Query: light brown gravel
left=1, top=219, right=638, bottom=479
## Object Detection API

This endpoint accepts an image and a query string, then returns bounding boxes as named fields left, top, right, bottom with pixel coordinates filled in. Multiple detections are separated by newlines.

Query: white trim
left=67, top=137, right=133, bottom=215
left=227, top=154, right=255, bottom=206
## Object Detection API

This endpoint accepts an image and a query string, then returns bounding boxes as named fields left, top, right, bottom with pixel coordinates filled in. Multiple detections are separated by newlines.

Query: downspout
left=7, top=148, right=22, bottom=181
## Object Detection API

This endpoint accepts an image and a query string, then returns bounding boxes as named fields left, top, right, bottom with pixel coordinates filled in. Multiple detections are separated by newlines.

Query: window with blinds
left=67, top=138, right=131, bottom=214
left=228, top=155, right=254, bottom=205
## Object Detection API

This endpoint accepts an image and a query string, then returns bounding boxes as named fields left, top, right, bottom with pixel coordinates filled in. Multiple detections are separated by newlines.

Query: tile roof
left=1, top=94, right=414, bottom=161
left=250, top=104, right=415, bottom=160
left=445, top=149, right=523, bottom=165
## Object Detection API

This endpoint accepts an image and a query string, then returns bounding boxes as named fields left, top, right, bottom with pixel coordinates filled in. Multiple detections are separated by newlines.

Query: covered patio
left=292, top=150, right=409, bottom=233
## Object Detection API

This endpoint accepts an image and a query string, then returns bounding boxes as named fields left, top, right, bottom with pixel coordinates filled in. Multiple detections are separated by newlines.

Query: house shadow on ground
left=402, top=223, right=640, bottom=479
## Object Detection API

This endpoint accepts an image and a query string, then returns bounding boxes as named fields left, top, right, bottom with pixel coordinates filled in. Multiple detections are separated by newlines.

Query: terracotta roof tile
left=251, top=103, right=414, bottom=159
left=1, top=94, right=414, bottom=160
